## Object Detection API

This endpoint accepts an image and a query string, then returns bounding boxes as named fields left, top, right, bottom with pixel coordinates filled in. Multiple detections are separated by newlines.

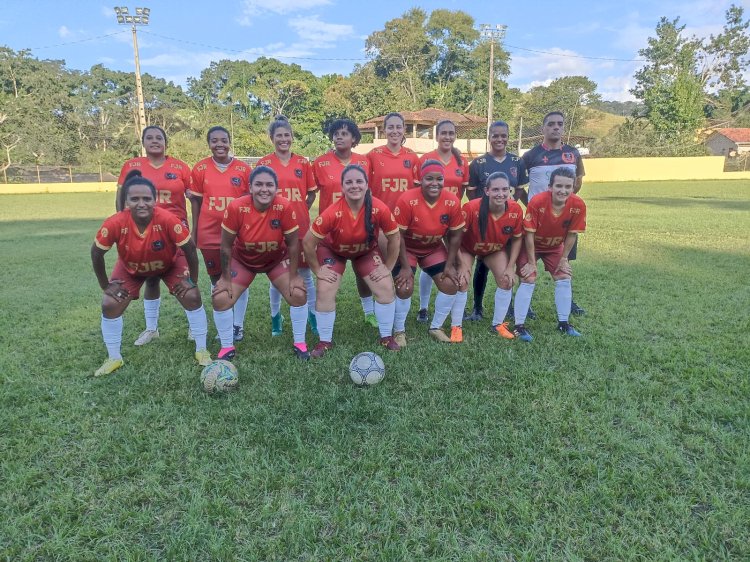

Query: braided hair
left=340, top=164, right=375, bottom=245
left=478, top=171, right=510, bottom=242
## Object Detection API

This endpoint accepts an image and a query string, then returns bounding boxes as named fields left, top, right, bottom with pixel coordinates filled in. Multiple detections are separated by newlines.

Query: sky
left=2, top=0, right=748, bottom=102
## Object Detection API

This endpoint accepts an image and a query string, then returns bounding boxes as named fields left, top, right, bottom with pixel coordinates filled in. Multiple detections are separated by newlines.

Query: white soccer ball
left=348, top=351, right=386, bottom=386
left=200, top=360, right=239, bottom=394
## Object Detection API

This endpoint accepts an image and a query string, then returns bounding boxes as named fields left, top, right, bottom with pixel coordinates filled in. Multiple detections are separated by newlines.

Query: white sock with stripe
left=555, top=279, right=572, bottom=322
left=374, top=299, right=396, bottom=338
left=212, top=308, right=234, bottom=349
left=316, top=309, right=335, bottom=342
left=451, top=290, right=468, bottom=327
left=101, top=315, right=123, bottom=360
left=514, top=283, right=536, bottom=325
left=492, top=288, right=513, bottom=326
left=143, top=298, right=160, bottom=331
left=394, top=297, right=411, bottom=332
left=289, top=304, right=309, bottom=346
left=185, top=306, right=208, bottom=351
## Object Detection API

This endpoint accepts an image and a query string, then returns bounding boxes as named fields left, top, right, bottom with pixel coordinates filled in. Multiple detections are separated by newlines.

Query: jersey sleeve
left=523, top=201, right=540, bottom=232
left=94, top=215, right=121, bottom=250
left=569, top=200, right=587, bottom=233
left=310, top=210, right=333, bottom=239
left=221, top=201, right=241, bottom=235
left=375, top=200, right=399, bottom=235
left=460, top=160, right=470, bottom=186
left=574, top=148, right=585, bottom=177
left=304, top=160, right=317, bottom=193
left=189, top=163, right=206, bottom=197
left=448, top=199, right=465, bottom=230
left=164, top=213, right=191, bottom=246
left=281, top=203, right=299, bottom=235
left=516, top=158, right=529, bottom=187
left=394, top=197, right=412, bottom=230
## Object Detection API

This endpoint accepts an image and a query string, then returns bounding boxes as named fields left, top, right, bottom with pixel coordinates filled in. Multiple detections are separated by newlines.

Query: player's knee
left=181, top=288, right=202, bottom=310
left=553, top=273, right=571, bottom=281
left=499, top=277, right=513, bottom=290
left=287, top=293, right=306, bottom=307
left=212, top=294, right=232, bottom=312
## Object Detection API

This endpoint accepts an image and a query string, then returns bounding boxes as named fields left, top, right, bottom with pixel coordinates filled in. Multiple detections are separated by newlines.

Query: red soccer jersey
left=312, top=151, right=370, bottom=213
left=394, top=189, right=465, bottom=253
left=523, top=191, right=587, bottom=251
left=95, top=207, right=190, bottom=277
left=418, top=151, right=469, bottom=200
left=118, top=156, right=191, bottom=223
left=189, top=157, right=251, bottom=250
left=257, top=152, right=316, bottom=237
left=222, top=194, right=298, bottom=270
left=461, top=198, right=524, bottom=256
left=367, top=145, right=419, bottom=210
left=310, top=196, right=399, bottom=258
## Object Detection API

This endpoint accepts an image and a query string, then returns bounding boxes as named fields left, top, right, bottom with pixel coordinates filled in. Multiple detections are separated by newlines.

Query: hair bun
left=125, top=170, right=143, bottom=181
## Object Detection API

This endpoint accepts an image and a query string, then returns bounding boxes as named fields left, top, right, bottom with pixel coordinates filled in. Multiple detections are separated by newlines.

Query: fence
left=1, top=165, right=118, bottom=184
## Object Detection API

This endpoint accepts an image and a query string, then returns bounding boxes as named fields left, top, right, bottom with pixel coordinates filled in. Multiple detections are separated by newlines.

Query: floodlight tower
left=114, top=6, right=150, bottom=151
left=479, top=23, right=507, bottom=150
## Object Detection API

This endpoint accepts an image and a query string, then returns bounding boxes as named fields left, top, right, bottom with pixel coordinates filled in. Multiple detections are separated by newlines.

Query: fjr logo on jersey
left=270, top=219, right=281, bottom=229
left=440, top=214, right=449, bottom=224
left=152, top=240, right=164, bottom=251
left=403, top=160, right=412, bottom=168
left=502, top=226, right=513, bottom=234
left=231, top=177, right=242, bottom=186
left=294, top=169, right=303, bottom=178
left=165, top=172, right=178, bottom=180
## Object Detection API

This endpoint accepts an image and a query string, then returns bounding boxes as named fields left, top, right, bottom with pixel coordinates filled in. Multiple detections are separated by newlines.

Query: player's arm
left=383, top=229, right=400, bottom=271
left=393, top=232, right=413, bottom=291
left=115, top=184, right=123, bottom=212
left=91, top=244, right=128, bottom=302
left=506, top=235, right=523, bottom=274
left=213, top=228, right=236, bottom=299
left=284, top=231, right=306, bottom=297
left=302, top=230, right=322, bottom=277
left=466, top=161, right=480, bottom=200
left=190, top=197, right=202, bottom=245
left=520, top=231, right=537, bottom=279
left=306, top=190, right=317, bottom=210
left=443, top=227, right=464, bottom=286
left=182, top=240, right=200, bottom=286
left=574, top=175, right=583, bottom=194
left=556, top=232, right=578, bottom=275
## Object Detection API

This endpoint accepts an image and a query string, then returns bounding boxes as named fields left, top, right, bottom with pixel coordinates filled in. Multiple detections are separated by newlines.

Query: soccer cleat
left=428, top=328, right=452, bottom=343
left=271, top=313, right=284, bottom=336
left=308, top=311, right=319, bottom=336
left=558, top=321, right=582, bottom=337
left=311, top=341, right=334, bottom=358
left=393, top=331, right=407, bottom=348
left=364, top=312, right=379, bottom=328
left=194, top=350, right=212, bottom=367
left=134, top=329, right=159, bottom=346
left=94, top=357, right=124, bottom=377
left=233, top=325, right=244, bottom=342
left=450, top=325, right=463, bottom=343
left=217, top=346, right=236, bottom=361
left=491, top=322, right=515, bottom=340
left=513, top=324, right=533, bottom=342
left=416, top=308, right=429, bottom=323
left=379, top=335, right=401, bottom=351
left=464, top=307, right=484, bottom=321
left=570, top=301, right=586, bottom=316
left=293, top=345, right=311, bottom=361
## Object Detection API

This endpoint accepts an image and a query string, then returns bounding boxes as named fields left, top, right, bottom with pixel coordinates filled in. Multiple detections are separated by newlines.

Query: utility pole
left=479, top=24, right=507, bottom=152
left=115, top=6, right=150, bottom=155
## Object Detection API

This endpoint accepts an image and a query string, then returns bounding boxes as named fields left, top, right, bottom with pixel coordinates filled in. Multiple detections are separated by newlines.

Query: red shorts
left=516, top=245, right=565, bottom=278
left=317, top=244, right=384, bottom=278
left=230, top=256, right=290, bottom=289
left=404, top=244, right=448, bottom=270
left=199, top=248, right=221, bottom=276
left=110, top=255, right=189, bottom=300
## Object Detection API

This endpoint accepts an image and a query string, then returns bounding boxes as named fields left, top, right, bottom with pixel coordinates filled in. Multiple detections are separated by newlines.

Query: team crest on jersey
left=563, top=220, right=572, bottom=228
left=502, top=226, right=513, bottom=234
left=165, top=172, right=178, bottom=180
left=509, top=166, right=517, bottom=177
left=315, top=216, right=323, bottom=225
left=100, top=227, right=108, bottom=238
left=270, top=219, right=281, bottom=229
left=174, top=224, right=183, bottom=234
left=440, top=214, right=449, bottom=225
left=323, top=257, right=336, bottom=266
left=295, top=168, right=303, bottom=178
left=403, top=159, right=412, bottom=168
left=231, top=176, right=242, bottom=186
left=455, top=168, right=463, bottom=177
left=152, top=240, right=164, bottom=251
left=562, top=152, right=575, bottom=164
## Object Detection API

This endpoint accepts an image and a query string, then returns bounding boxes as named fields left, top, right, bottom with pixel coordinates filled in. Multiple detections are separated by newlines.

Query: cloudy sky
left=2, top=0, right=747, bottom=101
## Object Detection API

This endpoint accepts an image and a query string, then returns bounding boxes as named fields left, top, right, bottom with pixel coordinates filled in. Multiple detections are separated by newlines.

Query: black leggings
left=472, top=260, right=489, bottom=310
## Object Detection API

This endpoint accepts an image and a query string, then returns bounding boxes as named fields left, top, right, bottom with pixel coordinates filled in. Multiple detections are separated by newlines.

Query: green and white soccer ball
left=200, top=360, right=239, bottom=394
left=349, top=351, right=386, bottom=386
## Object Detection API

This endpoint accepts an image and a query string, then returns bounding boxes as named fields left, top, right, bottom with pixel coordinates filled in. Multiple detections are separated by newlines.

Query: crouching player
left=91, top=172, right=210, bottom=377
left=513, top=167, right=586, bottom=341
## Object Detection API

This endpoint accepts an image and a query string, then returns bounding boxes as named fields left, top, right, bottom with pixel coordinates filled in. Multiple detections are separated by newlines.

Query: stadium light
left=114, top=6, right=150, bottom=155
left=479, top=23, right=507, bottom=151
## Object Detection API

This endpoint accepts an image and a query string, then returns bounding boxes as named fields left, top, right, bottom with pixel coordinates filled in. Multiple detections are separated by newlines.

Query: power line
left=19, top=31, right=128, bottom=51
left=504, top=44, right=645, bottom=63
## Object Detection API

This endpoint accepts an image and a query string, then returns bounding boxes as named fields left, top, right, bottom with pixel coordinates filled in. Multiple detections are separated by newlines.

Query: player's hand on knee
left=105, top=280, right=129, bottom=302
left=212, top=277, right=232, bottom=300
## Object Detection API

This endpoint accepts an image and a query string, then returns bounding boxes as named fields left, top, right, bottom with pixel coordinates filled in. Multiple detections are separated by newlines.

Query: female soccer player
left=367, top=112, right=419, bottom=211
left=189, top=126, right=251, bottom=342
left=416, top=119, right=470, bottom=323
left=211, top=166, right=310, bottom=361
left=257, top=116, right=317, bottom=337
left=457, top=172, right=524, bottom=340
left=116, top=126, right=192, bottom=346
left=303, top=164, right=401, bottom=357
left=513, top=167, right=586, bottom=342
left=91, top=172, right=210, bottom=377
left=392, top=160, right=465, bottom=345
left=465, top=120, right=529, bottom=322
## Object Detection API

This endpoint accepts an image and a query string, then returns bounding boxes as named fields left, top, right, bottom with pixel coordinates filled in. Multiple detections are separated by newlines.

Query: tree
left=521, top=76, right=600, bottom=134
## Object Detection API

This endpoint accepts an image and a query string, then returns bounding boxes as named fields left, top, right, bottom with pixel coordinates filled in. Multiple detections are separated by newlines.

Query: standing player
left=457, top=172, right=524, bottom=341
left=521, top=111, right=586, bottom=316
left=303, top=165, right=401, bottom=357
left=257, top=116, right=318, bottom=337
left=211, top=166, right=310, bottom=361
left=189, top=126, right=251, bottom=341
left=465, top=120, right=528, bottom=322
left=91, top=172, right=210, bottom=377
left=512, top=167, right=586, bottom=342
left=116, top=126, right=192, bottom=346
left=367, top=112, right=419, bottom=211
left=416, top=119, right=470, bottom=324
left=392, top=160, right=465, bottom=345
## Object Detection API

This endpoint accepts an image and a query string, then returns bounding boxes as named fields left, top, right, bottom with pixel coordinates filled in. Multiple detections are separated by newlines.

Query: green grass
left=1, top=180, right=749, bottom=560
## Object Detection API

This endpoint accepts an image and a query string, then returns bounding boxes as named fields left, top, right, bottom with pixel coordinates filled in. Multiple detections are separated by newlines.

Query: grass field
left=1, top=180, right=749, bottom=560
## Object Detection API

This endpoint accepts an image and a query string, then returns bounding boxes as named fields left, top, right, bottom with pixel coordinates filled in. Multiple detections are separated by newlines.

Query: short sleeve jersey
left=189, top=157, right=251, bottom=250
left=461, top=198, right=524, bottom=256
left=367, top=145, right=419, bottom=210
left=521, top=143, right=585, bottom=201
left=467, top=152, right=528, bottom=202
left=523, top=191, right=587, bottom=251
left=257, top=152, right=316, bottom=237
left=418, top=151, right=470, bottom=200
left=221, top=194, right=298, bottom=270
left=311, top=196, right=399, bottom=258
left=117, top=157, right=191, bottom=223
left=394, top=189, right=464, bottom=253
left=95, top=207, right=190, bottom=276
left=312, top=151, right=370, bottom=213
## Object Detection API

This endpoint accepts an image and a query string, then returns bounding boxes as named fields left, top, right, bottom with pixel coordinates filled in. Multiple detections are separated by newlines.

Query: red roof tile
left=714, top=128, right=750, bottom=143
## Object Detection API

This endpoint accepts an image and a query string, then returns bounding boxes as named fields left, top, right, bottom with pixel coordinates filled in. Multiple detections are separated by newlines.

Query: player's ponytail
left=479, top=171, right=510, bottom=242
left=364, top=189, right=375, bottom=246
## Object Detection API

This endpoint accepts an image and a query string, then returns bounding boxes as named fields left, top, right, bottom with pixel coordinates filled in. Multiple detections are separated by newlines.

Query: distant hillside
left=579, top=108, right=626, bottom=139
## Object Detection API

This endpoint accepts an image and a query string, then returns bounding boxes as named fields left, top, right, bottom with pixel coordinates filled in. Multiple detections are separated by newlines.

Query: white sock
left=394, top=297, right=411, bottom=332
left=514, top=283, right=536, bottom=325
left=185, top=306, right=208, bottom=351
left=430, top=290, right=456, bottom=330
left=143, top=298, right=160, bottom=331
left=360, top=296, right=374, bottom=316
left=316, top=309, right=336, bottom=342
left=301, top=268, right=316, bottom=311
left=101, top=315, right=123, bottom=360
left=289, top=304, right=308, bottom=345
left=555, top=278, right=572, bottom=322
left=418, top=270, right=433, bottom=310
left=492, top=288, right=513, bottom=325
left=232, top=288, right=249, bottom=328
left=374, top=299, right=396, bottom=338
left=269, top=284, right=282, bottom=316
left=451, top=290, right=468, bottom=327
left=212, top=308, right=234, bottom=348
